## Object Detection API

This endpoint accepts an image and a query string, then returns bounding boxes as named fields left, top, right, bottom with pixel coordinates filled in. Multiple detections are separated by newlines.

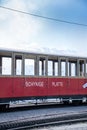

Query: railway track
left=0, top=111, right=87, bottom=130
left=0, top=105, right=87, bottom=130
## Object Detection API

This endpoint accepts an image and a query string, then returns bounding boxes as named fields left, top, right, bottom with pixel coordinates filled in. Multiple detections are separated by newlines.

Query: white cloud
left=0, top=0, right=42, bottom=48
left=0, top=0, right=87, bottom=57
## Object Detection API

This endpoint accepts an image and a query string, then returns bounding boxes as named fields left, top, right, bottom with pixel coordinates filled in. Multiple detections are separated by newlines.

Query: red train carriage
left=0, top=49, right=87, bottom=107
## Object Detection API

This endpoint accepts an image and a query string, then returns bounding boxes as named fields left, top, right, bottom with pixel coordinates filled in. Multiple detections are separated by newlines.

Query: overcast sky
left=0, top=0, right=87, bottom=56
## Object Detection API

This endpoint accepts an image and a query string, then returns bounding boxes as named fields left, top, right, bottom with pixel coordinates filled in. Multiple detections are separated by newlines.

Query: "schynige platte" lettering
left=25, top=81, right=44, bottom=87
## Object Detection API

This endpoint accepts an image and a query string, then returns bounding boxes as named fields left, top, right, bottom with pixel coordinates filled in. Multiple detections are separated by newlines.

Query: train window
left=61, top=62, right=66, bottom=76
left=39, top=61, right=42, bottom=75
left=86, top=64, right=87, bottom=76
left=16, top=59, right=22, bottom=75
left=55, top=62, right=58, bottom=76
left=25, top=59, right=34, bottom=75
left=2, top=57, right=11, bottom=75
left=48, top=61, right=52, bottom=76
left=48, top=61, right=58, bottom=76
left=71, top=63, right=75, bottom=76
left=39, top=60, right=45, bottom=76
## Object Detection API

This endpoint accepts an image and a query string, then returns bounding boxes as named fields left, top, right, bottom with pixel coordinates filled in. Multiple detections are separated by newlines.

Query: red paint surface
left=0, top=77, right=87, bottom=98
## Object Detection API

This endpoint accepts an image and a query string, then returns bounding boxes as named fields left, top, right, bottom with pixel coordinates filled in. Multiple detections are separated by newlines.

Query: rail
left=0, top=111, right=87, bottom=130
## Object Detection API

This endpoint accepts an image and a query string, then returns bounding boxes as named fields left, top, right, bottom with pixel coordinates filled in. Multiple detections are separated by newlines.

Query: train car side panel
left=68, top=78, right=79, bottom=95
left=23, top=77, right=48, bottom=97
left=0, top=77, right=87, bottom=102
left=13, top=77, right=24, bottom=97
left=48, top=78, right=67, bottom=96
left=78, top=78, right=87, bottom=95
left=0, top=77, right=13, bottom=98
left=13, top=77, right=48, bottom=97
left=48, top=78, right=60, bottom=96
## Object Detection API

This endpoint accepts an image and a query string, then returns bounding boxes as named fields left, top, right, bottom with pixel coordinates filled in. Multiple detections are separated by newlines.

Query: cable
left=0, top=5, right=87, bottom=27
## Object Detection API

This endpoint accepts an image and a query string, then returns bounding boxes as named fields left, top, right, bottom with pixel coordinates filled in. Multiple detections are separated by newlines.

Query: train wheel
left=73, top=100, right=82, bottom=106
left=63, top=101, right=69, bottom=105
left=5, top=104, right=9, bottom=109
left=0, top=104, right=9, bottom=111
